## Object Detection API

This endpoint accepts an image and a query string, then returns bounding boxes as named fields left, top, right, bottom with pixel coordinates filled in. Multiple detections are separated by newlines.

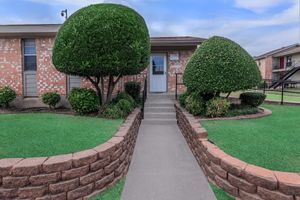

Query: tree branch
left=113, top=74, right=122, bottom=85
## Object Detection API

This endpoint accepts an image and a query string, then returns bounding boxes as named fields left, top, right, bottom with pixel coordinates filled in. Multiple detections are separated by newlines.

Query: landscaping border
left=200, top=107, right=272, bottom=121
left=175, top=103, right=300, bottom=200
left=0, top=109, right=142, bottom=200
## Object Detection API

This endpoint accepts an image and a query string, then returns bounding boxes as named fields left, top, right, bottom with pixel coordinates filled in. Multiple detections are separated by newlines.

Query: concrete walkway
left=121, top=94, right=216, bottom=200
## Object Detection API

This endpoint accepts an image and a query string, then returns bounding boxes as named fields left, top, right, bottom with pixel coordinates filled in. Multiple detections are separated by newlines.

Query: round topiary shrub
left=125, top=81, right=141, bottom=103
left=68, top=88, right=99, bottom=115
left=183, top=36, right=261, bottom=95
left=114, top=92, right=135, bottom=107
left=52, top=3, right=150, bottom=104
left=240, top=92, right=266, bottom=107
left=102, top=105, right=124, bottom=119
left=206, top=98, right=230, bottom=118
left=0, top=86, right=16, bottom=108
left=42, top=92, right=61, bottom=109
left=185, top=93, right=206, bottom=116
left=116, top=99, right=134, bottom=116
left=179, top=92, right=190, bottom=108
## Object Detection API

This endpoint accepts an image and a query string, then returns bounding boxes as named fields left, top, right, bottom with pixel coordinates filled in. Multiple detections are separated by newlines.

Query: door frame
left=149, top=53, right=168, bottom=93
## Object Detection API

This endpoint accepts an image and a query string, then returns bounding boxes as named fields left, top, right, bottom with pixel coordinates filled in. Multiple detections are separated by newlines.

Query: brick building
left=255, top=44, right=300, bottom=83
left=0, top=24, right=205, bottom=108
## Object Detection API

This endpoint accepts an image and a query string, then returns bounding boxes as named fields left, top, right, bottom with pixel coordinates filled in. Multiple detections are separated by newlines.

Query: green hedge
left=206, top=98, right=230, bottom=118
left=0, top=86, right=16, bottom=108
left=42, top=92, right=61, bottom=109
left=125, top=81, right=141, bottom=102
left=53, top=3, right=150, bottom=77
left=68, top=88, right=99, bottom=115
left=183, top=36, right=261, bottom=94
left=240, top=92, right=266, bottom=107
left=185, top=93, right=206, bottom=116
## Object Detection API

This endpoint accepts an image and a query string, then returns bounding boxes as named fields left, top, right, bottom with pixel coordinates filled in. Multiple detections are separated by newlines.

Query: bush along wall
left=181, top=36, right=263, bottom=118
left=175, top=103, right=300, bottom=200
left=0, top=109, right=142, bottom=200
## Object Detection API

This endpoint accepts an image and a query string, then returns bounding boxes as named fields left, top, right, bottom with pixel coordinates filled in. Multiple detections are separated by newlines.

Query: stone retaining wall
left=0, top=109, right=142, bottom=200
left=175, top=103, right=300, bottom=200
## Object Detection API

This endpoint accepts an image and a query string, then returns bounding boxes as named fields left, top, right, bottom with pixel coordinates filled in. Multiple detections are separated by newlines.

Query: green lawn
left=210, top=184, right=234, bottom=200
left=225, top=89, right=300, bottom=103
left=91, top=178, right=125, bottom=200
left=265, top=90, right=300, bottom=102
left=0, top=113, right=122, bottom=158
left=202, top=104, right=300, bottom=172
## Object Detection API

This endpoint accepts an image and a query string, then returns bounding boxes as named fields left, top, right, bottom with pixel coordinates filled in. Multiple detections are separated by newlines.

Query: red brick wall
left=0, top=36, right=194, bottom=98
left=256, top=57, right=273, bottom=80
left=0, top=38, right=23, bottom=95
left=167, top=50, right=194, bottom=93
left=36, top=37, right=67, bottom=96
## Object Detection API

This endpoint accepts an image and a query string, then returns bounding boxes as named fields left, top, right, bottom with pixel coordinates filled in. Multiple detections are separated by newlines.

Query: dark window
left=152, top=56, right=165, bottom=75
left=23, top=39, right=37, bottom=71
left=286, top=56, right=292, bottom=67
left=24, top=56, right=37, bottom=71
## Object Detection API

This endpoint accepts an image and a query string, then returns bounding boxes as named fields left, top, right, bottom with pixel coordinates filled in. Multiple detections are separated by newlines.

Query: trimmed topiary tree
left=183, top=36, right=261, bottom=96
left=52, top=3, right=150, bottom=105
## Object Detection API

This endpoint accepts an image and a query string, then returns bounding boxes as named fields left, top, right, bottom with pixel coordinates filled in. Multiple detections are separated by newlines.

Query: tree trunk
left=100, top=77, right=105, bottom=105
left=106, top=75, right=114, bottom=104
left=226, top=92, right=232, bottom=99
left=87, top=76, right=102, bottom=105
left=105, top=75, right=122, bottom=104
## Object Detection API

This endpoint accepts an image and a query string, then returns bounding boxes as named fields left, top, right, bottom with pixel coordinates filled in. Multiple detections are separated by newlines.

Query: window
left=152, top=56, right=165, bottom=75
left=286, top=56, right=292, bottom=67
left=23, top=39, right=37, bottom=71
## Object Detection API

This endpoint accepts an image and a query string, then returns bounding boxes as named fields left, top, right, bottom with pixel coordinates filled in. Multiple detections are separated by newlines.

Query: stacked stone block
left=175, top=103, right=300, bottom=200
left=0, top=109, right=142, bottom=200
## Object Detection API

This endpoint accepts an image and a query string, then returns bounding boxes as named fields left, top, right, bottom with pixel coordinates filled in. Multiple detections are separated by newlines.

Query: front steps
left=143, top=93, right=177, bottom=125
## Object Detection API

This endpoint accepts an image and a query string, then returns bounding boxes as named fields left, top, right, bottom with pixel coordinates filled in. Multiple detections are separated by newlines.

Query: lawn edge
left=175, top=103, right=300, bottom=200
left=0, top=108, right=142, bottom=200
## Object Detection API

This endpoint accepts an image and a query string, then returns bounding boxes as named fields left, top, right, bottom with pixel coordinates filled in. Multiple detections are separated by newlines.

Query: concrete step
left=145, top=102, right=174, bottom=107
left=144, top=112, right=176, bottom=119
left=142, top=118, right=177, bottom=125
left=147, top=94, right=174, bottom=100
left=146, top=99, right=174, bottom=104
left=144, top=107, right=175, bottom=113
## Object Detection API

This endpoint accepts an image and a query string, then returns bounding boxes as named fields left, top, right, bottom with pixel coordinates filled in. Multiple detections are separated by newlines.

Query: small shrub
left=179, top=92, right=190, bottom=108
left=240, top=92, right=266, bottom=107
left=0, top=86, right=17, bottom=107
left=185, top=93, right=206, bottom=116
left=227, top=104, right=259, bottom=117
left=206, top=98, right=230, bottom=118
left=42, top=92, right=61, bottom=109
left=116, top=99, right=134, bottom=116
left=125, top=81, right=141, bottom=102
left=114, top=92, right=135, bottom=107
left=102, top=105, right=124, bottom=119
left=68, top=88, right=99, bottom=115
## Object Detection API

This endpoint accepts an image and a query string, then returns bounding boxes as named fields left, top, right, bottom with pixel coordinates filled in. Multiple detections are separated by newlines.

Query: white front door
left=150, top=54, right=167, bottom=92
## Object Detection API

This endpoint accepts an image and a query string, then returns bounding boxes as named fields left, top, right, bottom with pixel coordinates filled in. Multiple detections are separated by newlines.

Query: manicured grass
left=0, top=113, right=123, bottom=158
left=202, top=104, right=300, bottom=172
left=210, top=184, right=234, bottom=200
left=265, top=90, right=300, bottom=102
left=91, top=179, right=125, bottom=200
left=225, top=89, right=300, bottom=102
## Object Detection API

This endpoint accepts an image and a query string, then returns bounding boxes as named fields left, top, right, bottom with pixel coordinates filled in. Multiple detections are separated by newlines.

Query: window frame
left=23, top=39, right=37, bottom=71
